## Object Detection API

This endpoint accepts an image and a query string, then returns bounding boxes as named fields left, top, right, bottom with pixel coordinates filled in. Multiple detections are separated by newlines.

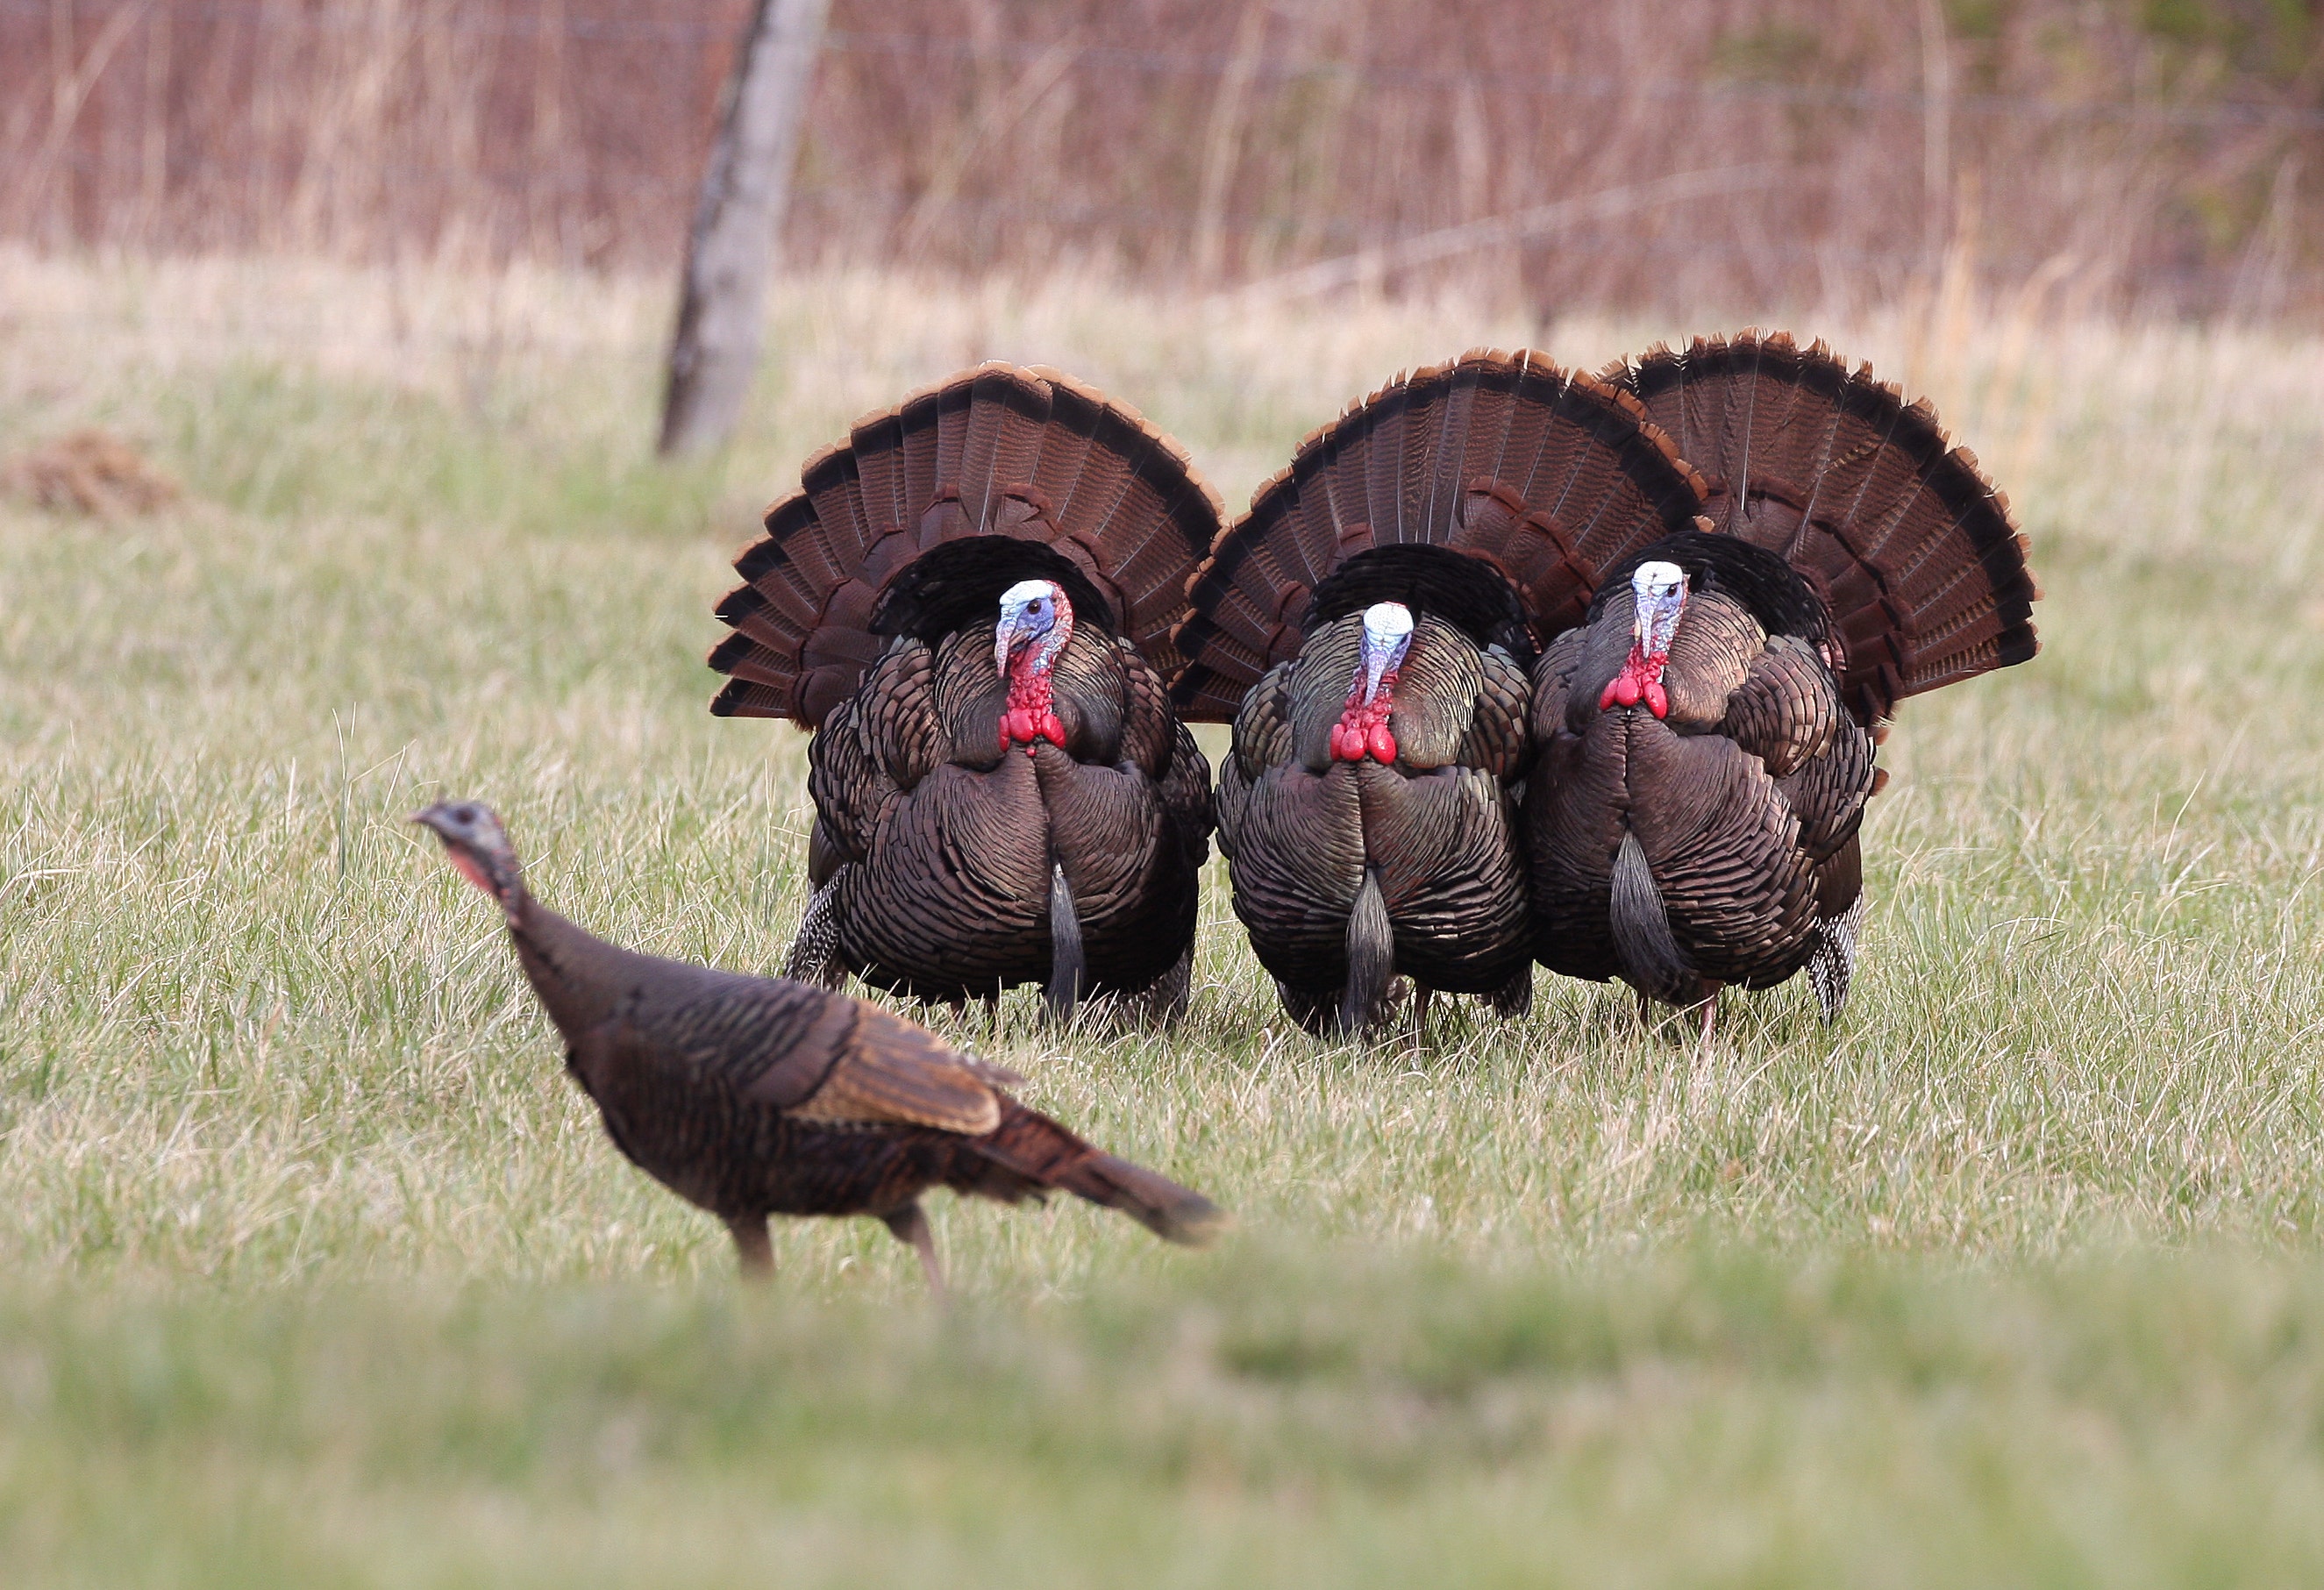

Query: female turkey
left=1171, top=350, right=1708, bottom=1036
left=411, top=801, right=1223, bottom=1288
left=708, top=365, right=1222, bottom=1022
left=1525, top=332, right=2041, bottom=1034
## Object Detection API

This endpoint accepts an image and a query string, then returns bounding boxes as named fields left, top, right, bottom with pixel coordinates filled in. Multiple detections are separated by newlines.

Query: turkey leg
left=883, top=1202, right=946, bottom=1296
left=726, top=1215, right=775, bottom=1279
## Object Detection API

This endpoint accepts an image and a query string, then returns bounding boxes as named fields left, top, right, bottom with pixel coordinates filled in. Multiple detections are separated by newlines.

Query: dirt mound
left=2, top=429, right=182, bottom=517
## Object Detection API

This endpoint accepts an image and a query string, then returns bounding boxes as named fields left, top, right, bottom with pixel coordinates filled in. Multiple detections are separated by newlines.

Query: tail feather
left=1066, top=1152, right=1230, bottom=1245
left=1417, top=365, right=1469, bottom=535
left=897, top=386, right=942, bottom=524
left=1037, top=369, right=1223, bottom=675
left=1444, top=362, right=1515, bottom=516
left=1358, top=372, right=1407, bottom=544
left=936, top=377, right=975, bottom=513
left=1170, top=350, right=1707, bottom=722
left=976, top=1105, right=1227, bottom=1246
left=957, top=367, right=1025, bottom=531
left=1025, top=370, right=1101, bottom=521
left=1606, top=332, right=2039, bottom=727
left=843, top=405, right=898, bottom=534
left=799, top=443, right=873, bottom=585
left=709, top=364, right=1223, bottom=728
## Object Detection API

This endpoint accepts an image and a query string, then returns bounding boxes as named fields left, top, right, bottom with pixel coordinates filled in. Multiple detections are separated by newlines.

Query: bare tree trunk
left=657, top=0, right=830, bottom=457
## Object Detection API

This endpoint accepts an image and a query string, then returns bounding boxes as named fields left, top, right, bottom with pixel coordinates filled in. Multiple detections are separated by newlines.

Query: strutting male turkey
left=1171, top=350, right=1709, bottom=1036
left=412, top=801, right=1225, bottom=1287
left=707, top=365, right=1223, bottom=1023
left=1526, top=332, right=2041, bottom=1036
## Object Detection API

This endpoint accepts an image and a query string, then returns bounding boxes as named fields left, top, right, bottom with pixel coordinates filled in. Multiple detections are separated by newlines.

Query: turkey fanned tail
left=1604, top=330, right=2040, bottom=730
left=711, top=363, right=1223, bottom=726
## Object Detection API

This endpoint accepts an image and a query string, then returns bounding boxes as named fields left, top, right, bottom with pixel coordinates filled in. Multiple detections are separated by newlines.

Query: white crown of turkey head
left=1361, top=601, right=1414, bottom=651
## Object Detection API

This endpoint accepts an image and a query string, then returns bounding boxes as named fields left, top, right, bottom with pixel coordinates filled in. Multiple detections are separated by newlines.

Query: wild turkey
left=706, top=365, right=1223, bottom=1022
left=411, top=800, right=1226, bottom=1287
left=1526, top=332, right=2041, bottom=1033
left=1171, top=349, right=1709, bottom=1036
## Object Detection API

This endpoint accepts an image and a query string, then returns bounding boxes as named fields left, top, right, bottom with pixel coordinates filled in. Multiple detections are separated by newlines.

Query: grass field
left=4, top=251, right=2324, bottom=1584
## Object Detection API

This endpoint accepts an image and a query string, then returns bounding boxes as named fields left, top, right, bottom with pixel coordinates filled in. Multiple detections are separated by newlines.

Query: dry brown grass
left=4, top=1, right=2319, bottom=319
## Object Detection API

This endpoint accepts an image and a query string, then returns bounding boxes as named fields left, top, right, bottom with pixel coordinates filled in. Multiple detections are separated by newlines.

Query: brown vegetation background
left=4, top=0, right=2321, bottom=319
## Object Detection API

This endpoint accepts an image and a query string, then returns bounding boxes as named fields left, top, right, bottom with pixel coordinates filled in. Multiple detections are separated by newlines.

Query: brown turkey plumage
left=1525, top=332, right=2042, bottom=1031
left=1171, top=350, right=1709, bottom=1036
left=411, top=800, right=1226, bottom=1287
left=706, top=365, right=1221, bottom=1021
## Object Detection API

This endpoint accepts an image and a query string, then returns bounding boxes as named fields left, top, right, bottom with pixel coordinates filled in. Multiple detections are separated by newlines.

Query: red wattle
left=1000, top=677, right=1069, bottom=755
left=1330, top=706, right=1399, bottom=764
left=1600, top=648, right=1668, bottom=717
left=1330, top=665, right=1401, bottom=764
left=996, top=594, right=1078, bottom=756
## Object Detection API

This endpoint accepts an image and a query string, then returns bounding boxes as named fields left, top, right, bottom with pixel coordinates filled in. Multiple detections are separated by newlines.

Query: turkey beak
left=993, top=611, right=1022, bottom=677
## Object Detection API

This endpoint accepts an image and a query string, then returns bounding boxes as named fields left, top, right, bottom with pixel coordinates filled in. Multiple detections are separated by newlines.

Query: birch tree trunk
left=657, top=0, right=830, bottom=456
